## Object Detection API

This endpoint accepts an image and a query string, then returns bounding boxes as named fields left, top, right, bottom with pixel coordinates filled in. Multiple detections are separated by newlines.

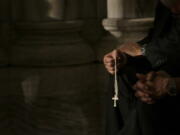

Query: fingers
left=103, top=54, right=114, bottom=64
left=135, top=90, right=155, bottom=104
left=112, top=50, right=127, bottom=64
left=103, top=52, right=114, bottom=74
left=135, top=72, right=157, bottom=94
left=105, top=62, right=114, bottom=67
left=133, top=80, right=152, bottom=94
left=111, top=50, right=117, bottom=60
left=136, top=72, right=157, bottom=82
left=133, top=79, right=155, bottom=104
left=112, top=50, right=122, bottom=60
left=134, top=71, right=171, bottom=103
left=146, top=72, right=156, bottom=81
left=135, top=90, right=149, bottom=98
left=106, top=67, right=115, bottom=74
left=104, top=64, right=123, bottom=75
left=103, top=49, right=126, bottom=74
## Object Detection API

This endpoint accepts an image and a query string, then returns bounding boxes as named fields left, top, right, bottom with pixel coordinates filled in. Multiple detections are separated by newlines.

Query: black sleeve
left=144, top=15, right=180, bottom=68
left=137, top=28, right=154, bottom=46
left=137, top=1, right=171, bottom=47
left=124, top=55, right=153, bottom=74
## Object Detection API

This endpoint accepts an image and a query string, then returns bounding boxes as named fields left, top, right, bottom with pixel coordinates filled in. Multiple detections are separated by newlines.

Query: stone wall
left=0, top=0, right=154, bottom=135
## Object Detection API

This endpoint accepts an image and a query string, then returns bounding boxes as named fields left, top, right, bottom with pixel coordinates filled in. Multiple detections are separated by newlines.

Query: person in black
left=103, top=0, right=180, bottom=135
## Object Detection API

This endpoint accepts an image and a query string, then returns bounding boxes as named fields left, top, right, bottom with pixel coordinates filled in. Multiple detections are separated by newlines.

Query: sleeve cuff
left=144, top=45, right=167, bottom=68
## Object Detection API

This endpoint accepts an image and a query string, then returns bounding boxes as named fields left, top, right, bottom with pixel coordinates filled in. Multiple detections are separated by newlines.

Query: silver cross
left=112, top=95, right=119, bottom=107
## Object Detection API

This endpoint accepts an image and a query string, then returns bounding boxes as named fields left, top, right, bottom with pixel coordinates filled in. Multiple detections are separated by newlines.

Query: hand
left=103, top=49, right=127, bottom=74
left=119, top=42, right=142, bottom=56
left=133, top=71, right=173, bottom=104
left=103, top=42, right=142, bottom=74
left=133, top=73, right=155, bottom=104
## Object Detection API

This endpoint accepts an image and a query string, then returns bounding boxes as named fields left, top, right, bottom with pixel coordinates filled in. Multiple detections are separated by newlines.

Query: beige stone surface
left=103, top=18, right=154, bottom=41
left=10, top=21, right=95, bottom=66
left=107, top=0, right=124, bottom=18
left=0, top=64, right=106, bottom=135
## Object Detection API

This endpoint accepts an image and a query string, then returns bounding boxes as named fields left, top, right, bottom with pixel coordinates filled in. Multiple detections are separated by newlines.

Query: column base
left=103, top=18, right=154, bottom=42
left=11, top=21, right=95, bottom=66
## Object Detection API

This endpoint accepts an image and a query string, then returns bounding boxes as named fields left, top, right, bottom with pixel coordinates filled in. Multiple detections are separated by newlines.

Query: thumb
left=112, top=50, right=117, bottom=60
left=112, top=49, right=122, bottom=59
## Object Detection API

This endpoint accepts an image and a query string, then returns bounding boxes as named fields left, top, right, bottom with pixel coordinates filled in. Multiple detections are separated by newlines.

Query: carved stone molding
left=103, top=18, right=154, bottom=41
left=103, top=0, right=155, bottom=42
left=97, top=18, right=153, bottom=62
left=98, top=0, right=154, bottom=62
left=11, top=21, right=95, bottom=66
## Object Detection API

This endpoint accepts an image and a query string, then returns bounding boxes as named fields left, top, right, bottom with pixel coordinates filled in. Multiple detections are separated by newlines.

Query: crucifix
left=112, top=95, right=119, bottom=107
left=112, top=54, right=119, bottom=107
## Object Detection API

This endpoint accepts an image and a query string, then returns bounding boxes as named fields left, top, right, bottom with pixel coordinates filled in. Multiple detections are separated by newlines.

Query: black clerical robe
left=105, top=1, right=180, bottom=135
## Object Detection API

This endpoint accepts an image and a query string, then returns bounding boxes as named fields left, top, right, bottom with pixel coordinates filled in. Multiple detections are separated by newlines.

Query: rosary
left=112, top=56, right=119, bottom=107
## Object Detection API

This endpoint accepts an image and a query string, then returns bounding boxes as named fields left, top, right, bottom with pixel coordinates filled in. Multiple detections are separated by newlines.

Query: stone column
left=11, top=0, right=94, bottom=66
left=96, top=0, right=154, bottom=61
left=104, top=0, right=124, bottom=39
left=47, top=0, right=82, bottom=21
left=11, top=21, right=95, bottom=66
left=47, top=0, right=65, bottom=20
left=102, top=0, right=154, bottom=43
left=12, top=0, right=50, bottom=22
left=107, top=0, right=123, bottom=18
left=65, top=0, right=81, bottom=20
left=3, top=1, right=103, bottom=135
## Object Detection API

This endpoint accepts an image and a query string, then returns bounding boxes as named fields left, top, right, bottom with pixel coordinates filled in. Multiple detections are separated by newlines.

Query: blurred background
left=0, top=0, right=155, bottom=135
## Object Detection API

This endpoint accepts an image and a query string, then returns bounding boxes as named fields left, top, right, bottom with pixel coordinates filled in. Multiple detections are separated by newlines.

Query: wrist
left=141, top=47, right=146, bottom=56
left=140, top=44, right=147, bottom=56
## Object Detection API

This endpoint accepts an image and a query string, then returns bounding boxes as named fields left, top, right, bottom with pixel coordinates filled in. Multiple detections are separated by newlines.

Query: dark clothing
left=106, top=65, right=180, bottom=135
left=105, top=1, right=180, bottom=135
left=139, top=1, right=180, bottom=71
